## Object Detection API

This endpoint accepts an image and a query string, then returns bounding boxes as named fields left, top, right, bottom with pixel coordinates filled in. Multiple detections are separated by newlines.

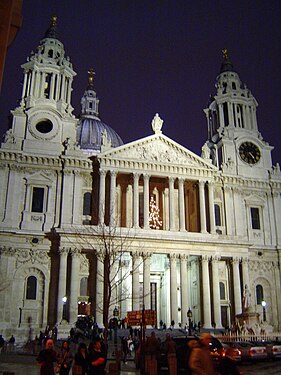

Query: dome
left=77, top=69, right=123, bottom=151
left=77, top=117, right=123, bottom=151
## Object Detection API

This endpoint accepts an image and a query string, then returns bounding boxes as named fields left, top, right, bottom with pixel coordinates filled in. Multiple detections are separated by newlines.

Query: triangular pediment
left=99, top=133, right=216, bottom=170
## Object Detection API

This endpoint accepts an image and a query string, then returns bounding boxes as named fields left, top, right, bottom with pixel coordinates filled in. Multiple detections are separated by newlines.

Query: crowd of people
left=36, top=337, right=107, bottom=375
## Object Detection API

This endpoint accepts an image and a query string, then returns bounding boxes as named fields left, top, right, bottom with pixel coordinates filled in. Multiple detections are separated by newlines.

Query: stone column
left=224, top=185, right=234, bottom=236
left=208, top=181, right=216, bottom=234
left=201, top=255, right=212, bottom=328
left=218, top=103, right=225, bottom=127
left=212, top=255, right=222, bottom=328
left=178, top=178, right=186, bottom=231
left=273, top=262, right=281, bottom=331
left=133, top=173, right=140, bottom=228
left=170, top=254, right=178, bottom=326
left=57, top=247, right=69, bottom=323
left=241, top=257, right=250, bottom=309
left=232, top=257, right=242, bottom=315
left=143, top=252, right=151, bottom=309
left=96, top=256, right=104, bottom=325
left=132, top=252, right=141, bottom=310
left=69, top=249, right=81, bottom=324
left=109, top=170, right=117, bottom=227
left=72, top=171, right=82, bottom=224
left=169, top=177, right=175, bottom=230
left=199, top=180, right=207, bottom=233
left=143, top=174, right=150, bottom=229
left=180, top=255, right=188, bottom=325
left=98, top=169, right=106, bottom=225
left=126, top=184, right=133, bottom=227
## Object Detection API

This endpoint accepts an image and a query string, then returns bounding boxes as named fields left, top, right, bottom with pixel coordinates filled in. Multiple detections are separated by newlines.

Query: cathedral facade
left=0, top=18, right=280, bottom=339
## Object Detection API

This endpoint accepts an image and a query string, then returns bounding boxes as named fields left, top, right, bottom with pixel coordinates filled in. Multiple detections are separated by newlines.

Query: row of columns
left=56, top=246, right=249, bottom=329
left=98, top=169, right=216, bottom=234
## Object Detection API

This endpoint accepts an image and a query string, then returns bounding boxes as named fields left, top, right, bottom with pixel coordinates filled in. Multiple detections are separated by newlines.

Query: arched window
left=256, top=284, right=263, bottom=305
left=80, top=277, right=88, bottom=296
left=26, top=276, right=37, bottom=300
left=83, top=192, right=92, bottom=216
left=219, top=282, right=226, bottom=300
left=215, top=204, right=221, bottom=226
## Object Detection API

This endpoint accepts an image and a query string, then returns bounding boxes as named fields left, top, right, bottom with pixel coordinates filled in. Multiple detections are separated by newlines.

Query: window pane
left=80, top=277, right=88, bottom=296
left=83, top=192, right=92, bottom=216
left=31, top=187, right=44, bottom=213
left=219, top=282, right=226, bottom=300
left=251, top=207, right=260, bottom=229
left=26, top=276, right=37, bottom=300
left=256, top=284, right=263, bottom=305
left=215, top=204, right=221, bottom=226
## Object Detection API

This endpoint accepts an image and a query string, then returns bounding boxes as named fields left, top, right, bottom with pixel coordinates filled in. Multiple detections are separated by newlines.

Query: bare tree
left=65, top=221, right=143, bottom=343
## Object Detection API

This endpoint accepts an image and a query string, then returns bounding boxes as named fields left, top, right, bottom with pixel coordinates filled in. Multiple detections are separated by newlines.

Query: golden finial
left=51, top=15, right=57, bottom=26
left=222, top=48, right=228, bottom=60
left=88, top=68, right=96, bottom=85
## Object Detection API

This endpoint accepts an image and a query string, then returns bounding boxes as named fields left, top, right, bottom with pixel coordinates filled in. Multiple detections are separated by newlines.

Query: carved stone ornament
left=16, top=248, right=50, bottom=266
left=122, top=139, right=198, bottom=166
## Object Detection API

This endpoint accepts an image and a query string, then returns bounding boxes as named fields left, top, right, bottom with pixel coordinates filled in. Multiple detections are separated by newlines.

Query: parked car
left=254, top=340, right=281, bottom=359
left=222, top=342, right=242, bottom=362
left=226, top=341, right=267, bottom=362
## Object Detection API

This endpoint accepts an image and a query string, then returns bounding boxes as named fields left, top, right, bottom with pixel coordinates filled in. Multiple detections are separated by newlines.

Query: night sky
left=0, top=1, right=280, bottom=164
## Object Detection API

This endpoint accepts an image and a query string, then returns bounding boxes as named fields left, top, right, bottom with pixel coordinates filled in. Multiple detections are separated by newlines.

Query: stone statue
left=3, top=129, right=15, bottom=144
left=101, top=128, right=111, bottom=148
left=201, top=143, right=210, bottom=159
left=242, top=284, right=250, bottom=311
left=151, top=113, right=163, bottom=134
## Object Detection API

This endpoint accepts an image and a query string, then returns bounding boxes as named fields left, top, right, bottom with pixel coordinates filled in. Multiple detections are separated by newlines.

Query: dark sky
left=0, top=1, right=280, bottom=164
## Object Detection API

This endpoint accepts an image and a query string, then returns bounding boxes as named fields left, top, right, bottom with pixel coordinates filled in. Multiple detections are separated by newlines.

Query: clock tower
left=204, top=49, right=273, bottom=178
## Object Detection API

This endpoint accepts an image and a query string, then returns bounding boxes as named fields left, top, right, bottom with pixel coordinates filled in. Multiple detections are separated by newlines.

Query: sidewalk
left=0, top=353, right=140, bottom=374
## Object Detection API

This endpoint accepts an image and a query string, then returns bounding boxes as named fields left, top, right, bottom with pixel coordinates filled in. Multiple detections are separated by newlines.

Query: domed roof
left=77, top=118, right=123, bottom=151
left=77, top=69, right=123, bottom=151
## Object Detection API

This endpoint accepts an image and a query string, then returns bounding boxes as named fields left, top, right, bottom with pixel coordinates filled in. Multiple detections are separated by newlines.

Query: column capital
left=178, top=177, right=185, bottom=184
left=169, top=253, right=178, bottom=261
left=199, top=180, right=206, bottom=187
left=232, top=256, right=241, bottom=265
left=169, top=176, right=175, bottom=184
left=131, top=251, right=142, bottom=261
left=143, top=173, right=150, bottom=182
left=201, top=254, right=210, bottom=263
left=133, top=172, right=140, bottom=180
left=179, top=253, right=189, bottom=262
left=142, top=251, right=152, bottom=260
left=99, top=169, right=107, bottom=177
left=59, top=247, right=70, bottom=256
left=109, top=169, right=117, bottom=177
left=70, top=248, right=81, bottom=258
left=212, top=254, right=221, bottom=262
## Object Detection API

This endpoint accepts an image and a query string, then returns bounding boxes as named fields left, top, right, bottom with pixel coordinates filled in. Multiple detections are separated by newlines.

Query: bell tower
left=203, top=49, right=273, bottom=178
left=2, top=16, right=78, bottom=156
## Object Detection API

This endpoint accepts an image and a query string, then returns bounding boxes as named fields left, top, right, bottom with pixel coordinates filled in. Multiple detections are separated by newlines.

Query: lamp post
left=62, top=296, right=67, bottom=321
left=113, top=306, right=119, bottom=346
left=187, top=308, right=192, bottom=336
left=261, top=300, right=266, bottom=321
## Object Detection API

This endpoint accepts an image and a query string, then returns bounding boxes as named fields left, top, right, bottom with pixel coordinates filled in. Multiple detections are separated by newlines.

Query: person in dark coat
left=36, top=338, right=57, bottom=375
left=56, top=340, right=73, bottom=375
left=88, top=340, right=106, bottom=375
left=74, top=342, right=89, bottom=375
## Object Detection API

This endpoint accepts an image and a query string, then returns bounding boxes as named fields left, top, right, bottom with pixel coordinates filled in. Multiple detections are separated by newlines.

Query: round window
left=35, top=119, right=53, bottom=134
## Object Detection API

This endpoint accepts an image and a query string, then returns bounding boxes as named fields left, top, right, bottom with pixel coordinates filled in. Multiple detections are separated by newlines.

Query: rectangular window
left=31, top=187, right=44, bottom=213
left=250, top=207, right=260, bottom=229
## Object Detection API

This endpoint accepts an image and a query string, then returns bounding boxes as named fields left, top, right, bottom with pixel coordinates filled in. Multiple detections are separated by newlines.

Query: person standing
left=57, top=340, right=73, bottom=375
left=188, top=333, right=217, bottom=375
left=73, top=342, right=89, bottom=375
left=88, top=339, right=106, bottom=375
left=36, top=338, right=57, bottom=375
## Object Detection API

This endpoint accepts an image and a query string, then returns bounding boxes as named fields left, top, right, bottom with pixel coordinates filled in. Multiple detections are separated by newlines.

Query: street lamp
left=261, top=300, right=266, bottom=321
left=62, top=296, right=67, bottom=321
left=187, top=308, right=192, bottom=336
left=113, top=306, right=119, bottom=348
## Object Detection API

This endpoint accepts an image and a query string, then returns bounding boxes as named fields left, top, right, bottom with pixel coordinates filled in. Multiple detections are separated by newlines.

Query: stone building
left=0, top=18, right=280, bottom=339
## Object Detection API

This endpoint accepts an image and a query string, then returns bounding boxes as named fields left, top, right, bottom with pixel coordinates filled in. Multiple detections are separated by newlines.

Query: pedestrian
left=121, top=336, right=129, bottom=363
left=218, top=347, right=240, bottom=375
left=73, top=342, right=89, bottom=375
left=163, top=333, right=177, bottom=373
left=36, top=338, right=57, bottom=375
left=88, top=339, right=106, bottom=375
left=144, top=331, right=160, bottom=373
left=8, top=335, right=15, bottom=352
left=188, top=333, right=216, bottom=375
left=56, top=340, right=73, bottom=375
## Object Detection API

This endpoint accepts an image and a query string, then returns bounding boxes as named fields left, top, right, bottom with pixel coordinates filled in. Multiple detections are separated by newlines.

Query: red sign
left=127, top=309, right=156, bottom=326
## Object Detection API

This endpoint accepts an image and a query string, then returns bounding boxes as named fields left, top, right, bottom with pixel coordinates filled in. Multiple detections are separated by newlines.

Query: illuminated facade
left=0, top=19, right=280, bottom=339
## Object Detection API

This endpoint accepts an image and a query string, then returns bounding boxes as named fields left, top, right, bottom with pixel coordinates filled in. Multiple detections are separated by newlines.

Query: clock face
left=239, top=142, right=261, bottom=165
